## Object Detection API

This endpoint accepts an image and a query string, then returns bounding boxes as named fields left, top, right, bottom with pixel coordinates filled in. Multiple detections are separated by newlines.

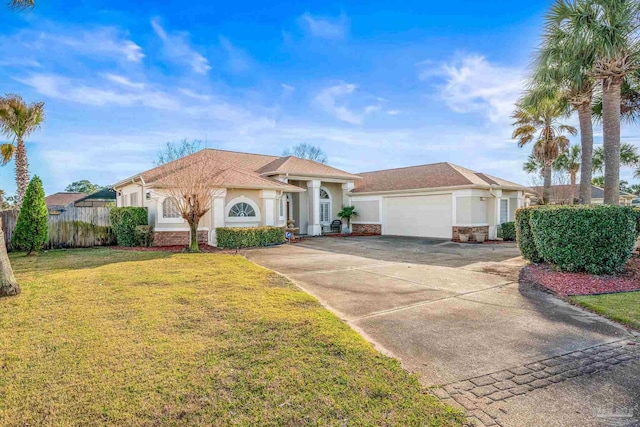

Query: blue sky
left=1, top=0, right=638, bottom=195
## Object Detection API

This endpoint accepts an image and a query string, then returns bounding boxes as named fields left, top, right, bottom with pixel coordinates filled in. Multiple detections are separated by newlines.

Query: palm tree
left=554, top=145, right=582, bottom=203
left=9, top=0, right=34, bottom=9
left=534, top=1, right=596, bottom=204
left=551, top=0, right=640, bottom=204
left=512, top=91, right=577, bottom=204
left=0, top=94, right=45, bottom=208
left=592, top=143, right=640, bottom=173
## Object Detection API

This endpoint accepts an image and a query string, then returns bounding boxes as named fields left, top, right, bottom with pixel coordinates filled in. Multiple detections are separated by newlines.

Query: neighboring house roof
left=114, top=149, right=356, bottom=192
left=352, top=162, right=530, bottom=194
left=45, top=192, right=87, bottom=207
left=530, top=185, right=636, bottom=201
left=74, top=188, right=117, bottom=204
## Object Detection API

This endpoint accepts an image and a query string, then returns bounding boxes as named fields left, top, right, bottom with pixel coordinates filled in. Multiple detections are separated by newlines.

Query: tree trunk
left=0, top=218, right=20, bottom=297
left=542, top=164, right=552, bottom=205
left=577, top=103, right=593, bottom=204
left=14, top=138, right=29, bottom=209
left=188, top=220, right=199, bottom=252
left=602, top=79, right=622, bottom=205
left=570, top=170, right=577, bottom=205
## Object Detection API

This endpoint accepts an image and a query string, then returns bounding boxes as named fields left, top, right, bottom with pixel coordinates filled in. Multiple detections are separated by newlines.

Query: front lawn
left=571, top=292, right=640, bottom=330
left=0, top=249, right=462, bottom=426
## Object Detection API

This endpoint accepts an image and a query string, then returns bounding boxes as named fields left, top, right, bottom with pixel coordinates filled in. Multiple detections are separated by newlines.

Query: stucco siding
left=455, top=196, right=488, bottom=225
left=351, top=199, right=381, bottom=223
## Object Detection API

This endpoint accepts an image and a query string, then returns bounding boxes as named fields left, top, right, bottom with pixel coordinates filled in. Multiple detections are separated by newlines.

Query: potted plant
left=473, top=232, right=487, bottom=243
left=459, top=233, right=470, bottom=243
left=337, top=206, right=358, bottom=234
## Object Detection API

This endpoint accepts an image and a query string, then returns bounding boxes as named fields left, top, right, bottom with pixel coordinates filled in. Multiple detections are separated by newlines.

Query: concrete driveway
left=246, top=236, right=640, bottom=427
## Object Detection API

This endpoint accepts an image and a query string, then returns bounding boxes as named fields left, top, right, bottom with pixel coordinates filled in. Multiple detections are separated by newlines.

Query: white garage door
left=384, top=194, right=452, bottom=238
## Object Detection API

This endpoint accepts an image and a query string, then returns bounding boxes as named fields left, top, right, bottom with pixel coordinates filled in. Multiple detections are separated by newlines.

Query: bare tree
left=157, top=154, right=223, bottom=252
left=155, top=139, right=202, bottom=166
left=282, top=143, right=328, bottom=164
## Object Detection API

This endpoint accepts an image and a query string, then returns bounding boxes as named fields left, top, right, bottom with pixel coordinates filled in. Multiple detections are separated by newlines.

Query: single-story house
left=73, top=188, right=117, bottom=207
left=113, top=149, right=531, bottom=246
left=45, top=192, right=87, bottom=212
left=530, top=185, right=636, bottom=206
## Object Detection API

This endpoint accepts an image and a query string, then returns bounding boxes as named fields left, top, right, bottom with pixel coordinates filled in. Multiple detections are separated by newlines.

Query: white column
left=490, top=189, right=502, bottom=240
left=307, top=180, right=321, bottom=236
left=341, top=182, right=355, bottom=232
left=260, top=190, right=277, bottom=226
left=517, top=191, right=525, bottom=209
left=210, top=189, right=227, bottom=246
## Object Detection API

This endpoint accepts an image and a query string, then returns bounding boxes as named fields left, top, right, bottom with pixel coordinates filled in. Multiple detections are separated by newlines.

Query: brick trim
left=351, top=224, right=381, bottom=235
left=153, top=230, right=209, bottom=246
left=452, top=226, right=489, bottom=242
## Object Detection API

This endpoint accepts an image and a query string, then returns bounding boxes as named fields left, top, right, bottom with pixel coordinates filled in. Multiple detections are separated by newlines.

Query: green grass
left=0, top=248, right=463, bottom=426
left=571, top=292, right=640, bottom=330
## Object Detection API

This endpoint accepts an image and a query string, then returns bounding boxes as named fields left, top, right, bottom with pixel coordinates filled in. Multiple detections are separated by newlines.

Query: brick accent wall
left=352, top=224, right=382, bottom=235
left=452, top=226, right=490, bottom=242
left=153, top=230, right=209, bottom=246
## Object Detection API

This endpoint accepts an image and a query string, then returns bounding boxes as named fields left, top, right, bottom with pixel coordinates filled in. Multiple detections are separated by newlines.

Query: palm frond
left=0, top=143, right=16, bottom=165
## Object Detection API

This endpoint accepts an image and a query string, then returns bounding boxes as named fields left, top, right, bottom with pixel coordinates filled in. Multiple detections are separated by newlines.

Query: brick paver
left=429, top=339, right=640, bottom=427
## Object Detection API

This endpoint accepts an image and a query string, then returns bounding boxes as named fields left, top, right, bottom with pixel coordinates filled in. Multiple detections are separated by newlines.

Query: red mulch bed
left=111, top=244, right=238, bottom=254
left=520, top=256, right=640, bottom=297
left=323, top=233, right=381, bottom=238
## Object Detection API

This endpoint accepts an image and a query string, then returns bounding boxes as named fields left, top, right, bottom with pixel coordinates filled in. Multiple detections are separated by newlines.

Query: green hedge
left=634, top=207, right=640, bottom=236
left=500, top=221, right=516, bottom=241
left=515, top=207, right=543, bottom=263
left=12, top=176, right=48, bottom=254
left=110, top=207, right=148, bottom=247
left=529, top=205, right=637, bottom=275
left=216, top=226, right=285, bottom=249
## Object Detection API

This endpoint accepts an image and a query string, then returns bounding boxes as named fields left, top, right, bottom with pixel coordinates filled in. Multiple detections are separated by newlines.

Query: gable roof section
left=256, top=156, right=361, bottom=180
left=352, top=162, right=529, bottom=194
left=115, top=149, right=357, bottom=192
left=45, top=192, right=87, bottom=207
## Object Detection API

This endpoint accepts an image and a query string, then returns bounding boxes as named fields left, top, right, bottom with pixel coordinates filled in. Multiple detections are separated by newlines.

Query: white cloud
left=281, top=83, right=295, bottom=92
left=103, top=73, right=145, bottom=89
left=151, top=18, right=211, bottom=74
left=53, top=27, right=144, bottom=62
left=298, top=12, right=349, bottom=40
left=18, top=74, right=179, bottom=110
left=219, top=36, right=251, bottom=73
left=387, top=110, right=401, bottom=115
left=315, top=82, right=380, bottom=125
left=423, top=54, right=524, bottom=124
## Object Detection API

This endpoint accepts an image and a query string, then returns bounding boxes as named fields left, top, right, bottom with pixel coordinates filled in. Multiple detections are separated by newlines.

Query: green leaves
left=500, top=222, right=516, bottom=241
left=216, top=226, right=285, bottom=249
left=520, top=205, right=637, bottom=274
left=109, top=208, right=148, bottom=247
left=11, top=176, right=48, bottom=254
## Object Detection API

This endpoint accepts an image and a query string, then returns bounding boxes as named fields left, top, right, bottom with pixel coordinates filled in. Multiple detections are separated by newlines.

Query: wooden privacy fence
left=1, top=207, right=115, bottom=250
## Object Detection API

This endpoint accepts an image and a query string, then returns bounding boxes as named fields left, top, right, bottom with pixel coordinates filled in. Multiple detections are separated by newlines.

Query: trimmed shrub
left=110, top=207, right=148, bottom=246
left=135, top=225, right=154, bottom=247
left=12, top=176, right=48, bottom=254
left=500, top=221, right=516, bottom=241
left=515, top=207, right=542, bottom=263
left=216, top=226, right=285, bottom=249
left=634, top=207, right=640, bottom=236
left=530, top=205, right=637, bottom=275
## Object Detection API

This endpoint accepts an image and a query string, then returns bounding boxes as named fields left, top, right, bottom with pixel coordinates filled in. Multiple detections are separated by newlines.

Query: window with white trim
left=129, top=192, right=138, bottom=207
left=319, top=187, right=331, bottom=224
left=499, top=199, right=509, bottom=224
left=162, top=197, right=181, bottom=219
left=229, top=202, right=256, bottom=217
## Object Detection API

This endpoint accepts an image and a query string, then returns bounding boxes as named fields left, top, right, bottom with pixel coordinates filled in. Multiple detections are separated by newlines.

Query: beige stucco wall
left=352, top=200, right=381, bottom=223
left=456, top=196, right=489, bottom=225
left=321, top=182, right=344, bottom=222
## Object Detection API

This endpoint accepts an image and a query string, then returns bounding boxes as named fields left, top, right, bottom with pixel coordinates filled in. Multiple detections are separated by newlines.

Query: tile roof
left=116, top=149, right=357, bottom=191
left=352, top=162, right=530, bottom=193
left=45, top=192, right=88, bottom=207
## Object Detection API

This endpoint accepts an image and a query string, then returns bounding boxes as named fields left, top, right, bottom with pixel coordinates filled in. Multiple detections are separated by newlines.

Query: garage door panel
left=384, top=195, right=452, bottom=238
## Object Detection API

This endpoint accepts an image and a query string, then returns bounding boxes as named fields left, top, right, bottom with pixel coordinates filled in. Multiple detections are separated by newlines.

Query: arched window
left=320, top=188, right=330, bottom=199
left=229, top=202, right=256, bottom=217
left=162, top=197, right=181, bottom=219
